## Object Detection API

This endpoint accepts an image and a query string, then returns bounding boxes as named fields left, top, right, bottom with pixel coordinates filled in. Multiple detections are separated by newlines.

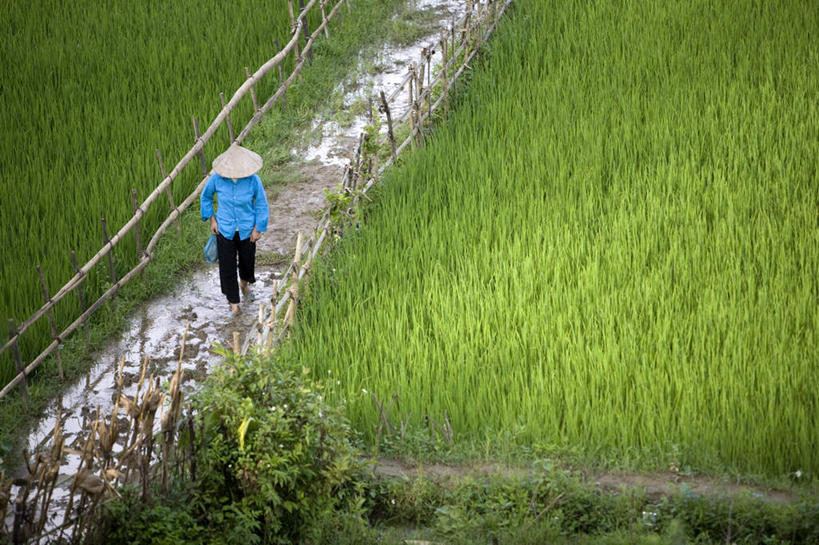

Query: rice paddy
left=0, top=1, right=323, bottom=381
left=284, top=0, right=819, bottom=476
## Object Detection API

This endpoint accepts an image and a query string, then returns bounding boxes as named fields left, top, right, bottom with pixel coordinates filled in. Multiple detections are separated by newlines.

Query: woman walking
left=201, top=144, right=270, bottom=316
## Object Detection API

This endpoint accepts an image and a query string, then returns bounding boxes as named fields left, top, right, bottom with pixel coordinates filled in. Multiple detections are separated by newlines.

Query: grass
left=282, top=0, right=819, bottom=478
left=0, top=0, right=438, bottom=466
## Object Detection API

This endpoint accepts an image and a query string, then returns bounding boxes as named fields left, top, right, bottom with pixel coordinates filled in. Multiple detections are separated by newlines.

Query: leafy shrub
left=192, top=348, right=364, bottom=544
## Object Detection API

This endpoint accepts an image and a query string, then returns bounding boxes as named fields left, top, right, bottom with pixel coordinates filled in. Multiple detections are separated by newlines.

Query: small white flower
left=391, top=499, right=396, bottom=505
left=279, top=444, right=284, bottom=448
left=271, top=406, right=277, bottom=411
left=336, top=381, right=340, bottom=385
left=283, top=404, right=288, bottom=409
left=362, top=388, right=368, bottom=394
left=328, top=369, right=332, bottom=375
left=795, top=470, right=803, bottom=478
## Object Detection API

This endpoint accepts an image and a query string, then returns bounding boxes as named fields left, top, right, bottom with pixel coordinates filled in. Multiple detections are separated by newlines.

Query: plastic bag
left=204, top=234, right=218, bottom=263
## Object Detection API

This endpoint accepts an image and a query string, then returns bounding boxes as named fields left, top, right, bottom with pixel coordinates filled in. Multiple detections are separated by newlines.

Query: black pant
left=217, top=232, right=256, bottom=304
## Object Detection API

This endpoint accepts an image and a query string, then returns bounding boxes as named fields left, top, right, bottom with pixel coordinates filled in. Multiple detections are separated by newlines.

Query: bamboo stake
left=288, top=0, right=300, bottom=61
left=219, top=93, right=235, bottom=143
left=233, top=331, right=240, bottom=355
left=192, top=116, right=208, bottom=177
left=465, top=0, right=473, bottom=54
left=320, top=0, right=330, bottom=38
left=245, top=66, right=259, bottom=113
left=156, top=149, right=182, bottom=236
left=379, top=91, right=396, bottom=157
left=7, top=320, right=28, bottom=404
left=351, top=133, right=364, bottom=190
left=416, top=62, right=425, bottom=142
left=131, top=190, right=144, bottom=264
left=70, top=251, right=89, bottom=342
left=101, top=218, right=117, bottom=283
left=408, top=69, right=416, bottom=151
left=36, top=266, right=63, bottom=379
left=477, top=1, right=483, bottom=39
left=427, top=47, right=433, bottom=126
left=299, top=0, right=313, bottom=62
left=451, top=15, right=457, bottom=61
left=283, top=233, right=304, bottom=328
left=441, top=35, right=449, bottom=117
left=274, top=38, right=287, bottom=109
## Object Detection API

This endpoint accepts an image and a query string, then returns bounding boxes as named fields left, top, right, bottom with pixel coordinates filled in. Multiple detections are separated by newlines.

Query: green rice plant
left=284, top=0, right=819, bottom=477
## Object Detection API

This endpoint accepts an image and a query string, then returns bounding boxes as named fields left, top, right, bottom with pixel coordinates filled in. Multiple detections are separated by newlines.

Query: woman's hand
left=250, top=227, right=261, bottom=243
left=210, top=217, right=219, bottom=235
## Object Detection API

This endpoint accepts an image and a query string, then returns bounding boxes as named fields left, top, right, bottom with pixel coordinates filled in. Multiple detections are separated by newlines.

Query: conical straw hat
left=212, top=144, right=263, bottom=178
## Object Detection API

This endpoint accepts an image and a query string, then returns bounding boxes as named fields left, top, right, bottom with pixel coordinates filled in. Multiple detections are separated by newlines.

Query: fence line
left=0, top=0, right=347, bottom=401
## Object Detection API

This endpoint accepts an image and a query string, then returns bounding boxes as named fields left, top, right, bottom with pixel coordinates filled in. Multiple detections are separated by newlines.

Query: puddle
left=300, top=0, right=467, bottom=167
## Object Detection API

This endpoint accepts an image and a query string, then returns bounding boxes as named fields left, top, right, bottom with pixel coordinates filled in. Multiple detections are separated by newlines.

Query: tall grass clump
left=284, top=0, right=819, bottom=477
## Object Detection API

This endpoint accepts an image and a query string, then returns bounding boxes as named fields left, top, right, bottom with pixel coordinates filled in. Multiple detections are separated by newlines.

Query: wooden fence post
left=244, top=67, right=259, bottom=113
left=156, top=149, right=182, bottom=237
left=274, top=38, right=287, bottom=110
left=287, top=0, right=300, bottom=62
left=379, top=91, right=396, bottom=157
left=451, top=15, right=457, bottom=61
left=465, top=0, right=473, bottom=54
left=192, top=116, right=208, bottom=177
left=427, top=48, right=433, bottom=125
left=101, top=218, right=117, bottom=284
left=7, top=319, right=28, bottom=404
left=70, top=251, right=90, bottom=342
left=477, top=1, right=483, bottom=39
left=415, top=63, right=425, bottom=143
left=36, top=266, right=63, bottom=379
left=131, top=189, right=143, bottom=260
left=218, top=93, right=235, bottom=143
left=408, top=69, right=416, bottom=151
left=299, top=0, right=313, bottom=62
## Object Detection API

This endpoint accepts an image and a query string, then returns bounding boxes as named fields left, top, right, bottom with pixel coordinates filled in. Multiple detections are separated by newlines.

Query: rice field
left=284, top=0, right=819, bottom=476
left=0, top=1, right=321, bottom=380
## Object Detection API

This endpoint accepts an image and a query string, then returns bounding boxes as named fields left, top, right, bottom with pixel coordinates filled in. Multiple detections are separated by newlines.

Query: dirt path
left=373, top=458, right=799, bottom=504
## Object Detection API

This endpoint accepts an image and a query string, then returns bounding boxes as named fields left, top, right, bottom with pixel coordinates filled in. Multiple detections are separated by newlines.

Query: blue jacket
left=200, top=173, right=269, bottom=240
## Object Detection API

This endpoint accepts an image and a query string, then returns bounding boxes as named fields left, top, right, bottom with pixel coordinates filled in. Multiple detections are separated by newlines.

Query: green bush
left=191, top=348, right=364, bottom=544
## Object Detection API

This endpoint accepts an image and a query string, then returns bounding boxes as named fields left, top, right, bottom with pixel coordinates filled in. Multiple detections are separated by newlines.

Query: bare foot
left=240, top=280, right=254, bottom=301
left=230, top=303, right=240, bottom=316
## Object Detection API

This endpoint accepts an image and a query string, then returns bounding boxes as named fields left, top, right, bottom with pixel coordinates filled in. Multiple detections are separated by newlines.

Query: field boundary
left=0, top=0, right=348, bottom=401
